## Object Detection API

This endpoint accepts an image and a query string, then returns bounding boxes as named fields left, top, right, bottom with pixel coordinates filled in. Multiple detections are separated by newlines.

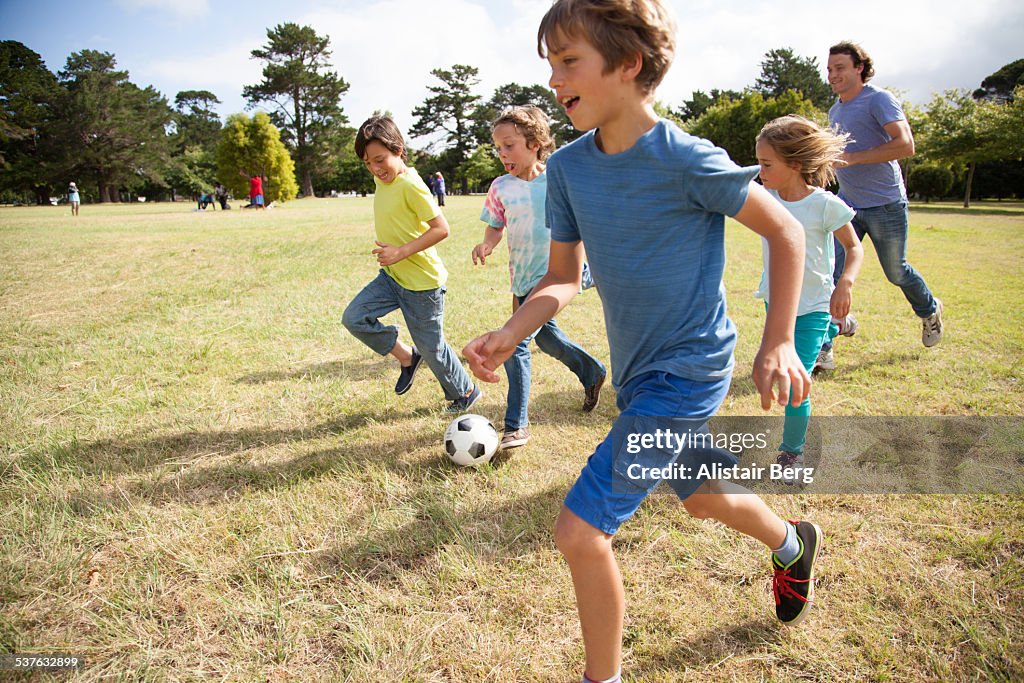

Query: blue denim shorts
left=564, top=371, right=735, bottom=535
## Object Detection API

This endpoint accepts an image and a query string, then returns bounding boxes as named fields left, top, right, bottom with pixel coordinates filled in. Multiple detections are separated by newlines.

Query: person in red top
left=240, top=171, right=265, bottom=209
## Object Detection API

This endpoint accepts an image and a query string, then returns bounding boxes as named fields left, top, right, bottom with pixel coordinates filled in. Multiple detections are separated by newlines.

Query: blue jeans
left=502, top=291, right=606, bottom=430
left=834, top=200, right=937, bottom=318
left=342, top=270, right=472, bottom=401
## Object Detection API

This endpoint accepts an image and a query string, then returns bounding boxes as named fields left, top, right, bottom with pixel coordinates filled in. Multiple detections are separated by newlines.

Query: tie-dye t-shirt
left=479, top=172, right=551, bottom=296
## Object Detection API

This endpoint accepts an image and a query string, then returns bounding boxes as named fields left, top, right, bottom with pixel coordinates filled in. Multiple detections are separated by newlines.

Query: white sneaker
left=832, top=313, right=859, bottom=337
left=922, top=299, right=943, bottom=348
left=813, top=347, right=835, bottom=373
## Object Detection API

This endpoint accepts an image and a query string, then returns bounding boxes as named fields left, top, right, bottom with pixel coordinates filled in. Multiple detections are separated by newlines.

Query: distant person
left=821, top=40, right=943, bottom=367
left=343, top=115, right=480, bottom=413
left=214, top=183, right=230, bottom=210
left=434, top=171, right=446, bottom=206
left=240, top=171, right=265, bottom=209
left=68, top=182, right=80, bottom=216
left=198, top=191, right=215, bottom=210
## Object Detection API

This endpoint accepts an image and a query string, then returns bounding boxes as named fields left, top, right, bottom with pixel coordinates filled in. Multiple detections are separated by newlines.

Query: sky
left=3, top=0, right=1023, bottom=148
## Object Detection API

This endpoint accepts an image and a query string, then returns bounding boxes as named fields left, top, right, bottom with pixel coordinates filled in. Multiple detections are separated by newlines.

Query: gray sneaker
left=500, top=427, right=530, bottom=449
left=922, top=299, right=943, bottom=348
left=833, top=313, right=858, bottom=337
left=813, top=347, right=835, bottom=373
left=446, top=385, right=482, bottom=414
left=776, top=451, right=805, bottom=486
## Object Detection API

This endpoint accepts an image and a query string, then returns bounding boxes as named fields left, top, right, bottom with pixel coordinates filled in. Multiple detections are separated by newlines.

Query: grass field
left=1, top=196, right=1022, bottom=681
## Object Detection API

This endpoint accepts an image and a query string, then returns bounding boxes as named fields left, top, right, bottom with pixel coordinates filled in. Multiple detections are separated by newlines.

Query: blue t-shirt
left=547, top=119, right=758, bottom=389
left=829, top=84, right=908, bottom=208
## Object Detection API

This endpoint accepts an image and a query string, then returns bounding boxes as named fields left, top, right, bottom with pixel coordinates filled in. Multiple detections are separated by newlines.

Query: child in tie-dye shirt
left=472, top=106, right=606, bottom=450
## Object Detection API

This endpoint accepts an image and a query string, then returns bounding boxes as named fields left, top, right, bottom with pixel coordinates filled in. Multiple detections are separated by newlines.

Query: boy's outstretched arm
left=464, top=239, right=584, bottom=382
left=373, top=214, right=450, bottom=267
left=733, top=182, right=811, bottom=410
left=472, top=226, right=504, bottom=265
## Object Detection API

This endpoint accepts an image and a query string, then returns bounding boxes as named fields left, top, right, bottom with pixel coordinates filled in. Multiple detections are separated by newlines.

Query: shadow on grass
left=629, top=618, right=781, bottom=675
left=311, top=483, right=566, bottom=587
left=911, top=204, right=1024, bottom=217
left=235, top=357, right=384, bottom=384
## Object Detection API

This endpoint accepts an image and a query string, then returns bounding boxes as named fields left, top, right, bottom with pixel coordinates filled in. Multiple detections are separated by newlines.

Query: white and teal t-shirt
left=479, top=172, right=551, bottom=297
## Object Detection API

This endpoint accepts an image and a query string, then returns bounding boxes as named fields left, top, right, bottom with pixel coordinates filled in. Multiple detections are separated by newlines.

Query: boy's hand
left=830, top=281, right=854, bottom=320
left=472, top=243, right=493, bottom=265
left=753, top=342, right=811, bottom=410
left=373, top=241, right=405, bottom=266
left=463, top=329, right=518, bottom=383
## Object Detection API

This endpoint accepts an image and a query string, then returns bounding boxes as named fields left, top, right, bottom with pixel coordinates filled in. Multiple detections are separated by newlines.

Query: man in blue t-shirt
left=822, top=41, right=943, bottom=365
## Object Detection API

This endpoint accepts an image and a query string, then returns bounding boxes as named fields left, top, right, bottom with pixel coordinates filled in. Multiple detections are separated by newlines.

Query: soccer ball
left=444, top=414, right=500, bottom=467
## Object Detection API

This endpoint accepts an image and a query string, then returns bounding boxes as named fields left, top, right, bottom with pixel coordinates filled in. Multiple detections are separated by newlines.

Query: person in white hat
left=68, top=182, right=80, bottom=216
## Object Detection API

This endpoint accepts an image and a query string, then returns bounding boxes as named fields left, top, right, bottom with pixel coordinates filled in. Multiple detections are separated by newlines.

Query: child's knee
left=554, top=508, right=610, bottom=561
left=341, top=303, right=364, bottom=332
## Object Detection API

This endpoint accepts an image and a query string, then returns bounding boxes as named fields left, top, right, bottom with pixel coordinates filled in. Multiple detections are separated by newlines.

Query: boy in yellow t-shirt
left=343, top=115, right=479, bottom=412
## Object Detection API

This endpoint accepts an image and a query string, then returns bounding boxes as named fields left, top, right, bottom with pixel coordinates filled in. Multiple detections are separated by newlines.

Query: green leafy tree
left=243, top=23, right=350, bottom=198
left=687, top=90, right=821, bottom=166
left=410, top=64, right=483, bottom=194
left=673, top=89, right=742, bottom=123
left=973, top=58, right=1024, bottom=102
left=908, top=163, right=953, bottom=202
left=753, top=48, right=833, bottom=110
left=173, top=89, right=221, bottom=150
left=461, top=144, right=504, bottom=193
left=216, top=111, right=298, bottom=203
left=918, top=89, right=1007, bottom=207
left=55, top=50, right=173, bottom=202
left=0, top=41, right=63, bottom=204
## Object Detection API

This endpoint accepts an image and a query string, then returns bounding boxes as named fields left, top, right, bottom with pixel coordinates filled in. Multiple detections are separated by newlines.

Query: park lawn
left=1, top=197, right=1022, bottom=681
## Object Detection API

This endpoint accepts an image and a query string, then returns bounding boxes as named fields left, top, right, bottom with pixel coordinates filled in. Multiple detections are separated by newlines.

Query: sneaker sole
left=500, top=438, right=529, bottom=450
left=784, top=522, right=822, bottom=627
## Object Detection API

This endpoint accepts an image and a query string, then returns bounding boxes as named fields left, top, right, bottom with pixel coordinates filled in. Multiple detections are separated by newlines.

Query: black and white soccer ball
left=444, top=413, right=500, bottom=467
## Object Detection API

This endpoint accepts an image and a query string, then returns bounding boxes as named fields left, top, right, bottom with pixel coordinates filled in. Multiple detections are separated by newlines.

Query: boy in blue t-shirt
left=463, top=1, right=820, bottom=681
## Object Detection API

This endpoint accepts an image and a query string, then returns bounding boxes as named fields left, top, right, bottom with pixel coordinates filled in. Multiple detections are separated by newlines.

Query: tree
left=55, top=50, right=173, bottom=202
left=243, top=23, right=350, bottom=198
left=216, top=111, right=298, bottom=203
left=907, top=163, right=953, bottom=202
left=753, top=48, right=833, bottom=111
left=686, top=90, right=821, bottom=166
left=973, top=58, right=1024, bottom=102
left=0, top=41, right=63, bottom=204
left=673, top=89, right=743, bottom=123
left=410, top=64, right=483, bottom=194
left=173, top=89, right=221, bottom=150
left=461, top=144, right=504, bottom=193
left=918, top=90, right=1005, bottom=207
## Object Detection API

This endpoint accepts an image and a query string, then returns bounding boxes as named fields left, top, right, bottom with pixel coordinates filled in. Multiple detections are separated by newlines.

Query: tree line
left=1, top=30, right=1021, bottom=206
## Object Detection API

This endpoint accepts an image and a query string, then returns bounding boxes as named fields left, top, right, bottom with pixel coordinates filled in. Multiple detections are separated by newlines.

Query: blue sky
left=3, top=0, right=1022, bottom=147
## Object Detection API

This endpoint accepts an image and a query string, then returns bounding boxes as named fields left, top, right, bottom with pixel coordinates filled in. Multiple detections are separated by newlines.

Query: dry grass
left=1, top=197, right=1022, bottom=681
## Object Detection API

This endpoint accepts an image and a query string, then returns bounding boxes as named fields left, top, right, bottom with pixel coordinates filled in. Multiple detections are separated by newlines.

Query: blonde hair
left=537, top=0, right=676, bottom=95
left=756, top=115, right=850, bottom=188
left=491, top=105, right=556, bottom=162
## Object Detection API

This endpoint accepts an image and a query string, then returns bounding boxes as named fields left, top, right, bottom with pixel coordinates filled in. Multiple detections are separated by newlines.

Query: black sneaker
left=582, top=373, right=606, bottom=413
left=446, top=385, right=482, bottom=413
left=772, top=520, right=822, bottom=625
left=395, top=347, right=423, bottom=395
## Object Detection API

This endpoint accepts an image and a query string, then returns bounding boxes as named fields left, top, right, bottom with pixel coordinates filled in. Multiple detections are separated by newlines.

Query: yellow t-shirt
left=373, top=168, right=447, bottom=291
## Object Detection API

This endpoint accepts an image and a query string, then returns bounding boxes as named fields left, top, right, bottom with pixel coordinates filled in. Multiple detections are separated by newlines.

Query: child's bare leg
left=682, top=479, right=787, bottom=548
left=389, top=341, right=414, bottom=366
left=554, top=505, right=623, bottom=681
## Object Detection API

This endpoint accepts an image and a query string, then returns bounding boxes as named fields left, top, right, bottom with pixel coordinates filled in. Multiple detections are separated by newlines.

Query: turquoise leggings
left=774, top=310, right=833, bottom=455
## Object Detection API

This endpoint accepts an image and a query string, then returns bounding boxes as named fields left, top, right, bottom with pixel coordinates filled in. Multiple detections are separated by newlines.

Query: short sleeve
left=404, top=177, right=440, bottom=222
left=480, top=179, right=507, bottom=228
left=871, top=88, right=906, bottom=128
left=822, top=193, right=856, bottom=233
left=546, top=156, right=580, bottom=243
left=680, top=139, right=760, bottom=217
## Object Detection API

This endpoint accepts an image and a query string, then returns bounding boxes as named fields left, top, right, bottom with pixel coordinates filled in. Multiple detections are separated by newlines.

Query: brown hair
left=756, top=115, right=850, bottom=188
left=355, top=115, right=406, bottom=160
left=491, top=105, right=556, bottom=161
left=829, top=41, right=875, bottom=83
left=537, top=0, right=676, bottom=95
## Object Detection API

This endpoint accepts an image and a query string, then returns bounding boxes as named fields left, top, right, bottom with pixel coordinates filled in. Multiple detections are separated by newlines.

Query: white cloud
left=137, top=40, right=262, bottom=108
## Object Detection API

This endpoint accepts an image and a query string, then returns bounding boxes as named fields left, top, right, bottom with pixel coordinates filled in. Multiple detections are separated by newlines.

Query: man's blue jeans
left=342, top=270, right=472, bottom=401
left=826, top=200, right=938, bottom=350
left=502, top=292, right=606, bottom=431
